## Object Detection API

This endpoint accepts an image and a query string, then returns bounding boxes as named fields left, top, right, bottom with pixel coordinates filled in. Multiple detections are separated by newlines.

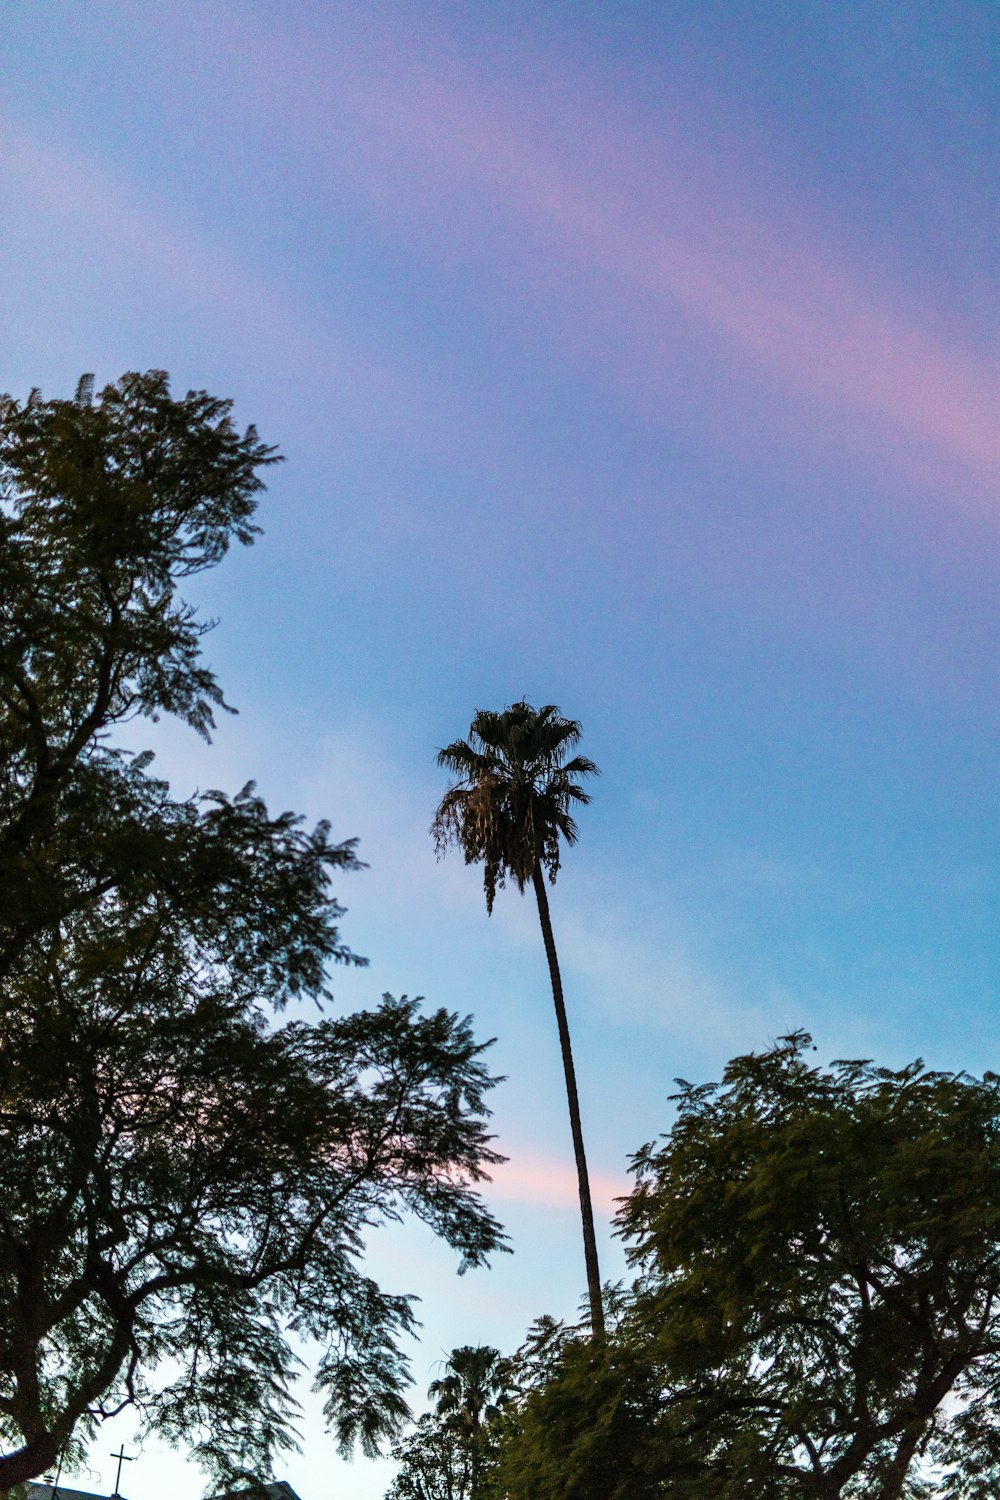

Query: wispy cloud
left=178, top=712, right=853, bottom=1056
left=209, top=1, right=996, bottom=511
left=12, top=4, right=998, bottom=517
left=487, top=1152, right=628, bottom=1216
left=341, top=48, right=998, bottom=503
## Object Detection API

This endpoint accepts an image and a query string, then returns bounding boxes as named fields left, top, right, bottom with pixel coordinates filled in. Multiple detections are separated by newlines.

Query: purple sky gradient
left=3, top=3, right=997, bottom=1496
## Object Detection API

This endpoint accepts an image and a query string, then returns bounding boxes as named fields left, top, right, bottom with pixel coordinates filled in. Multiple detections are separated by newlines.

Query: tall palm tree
left=432, top=702, right=604, bottom=1336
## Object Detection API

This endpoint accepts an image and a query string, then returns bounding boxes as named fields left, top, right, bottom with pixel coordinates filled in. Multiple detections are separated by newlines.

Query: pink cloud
left=12, top=2, right=997, bottom=519
left=487, top=1152, right=629, bottom=1217
left=343, top=51, right=998, bottom=500
left=205, top=2, right=994, bottom=511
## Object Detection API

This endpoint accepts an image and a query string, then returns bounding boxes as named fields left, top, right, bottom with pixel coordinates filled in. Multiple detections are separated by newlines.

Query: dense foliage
left=499, top=1037, right=1000, bottom=1499
left=0, top=374, right=506, bottom=1493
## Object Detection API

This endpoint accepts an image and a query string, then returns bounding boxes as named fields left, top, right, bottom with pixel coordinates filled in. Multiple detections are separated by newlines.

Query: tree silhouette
left=432, top=702, right=604, bottom=1336
left=0, top=373, right=507, bottom=1494
left=500, top=1038, right=1000, bottom=1499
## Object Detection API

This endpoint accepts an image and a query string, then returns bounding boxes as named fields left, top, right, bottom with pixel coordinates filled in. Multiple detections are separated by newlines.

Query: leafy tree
left=0, top=371, right=277, bottom=977
left=386, top=1413, right=473, bottom=1500
left=432, top=703, right=604, bottom=1336
left=0, top=373, right=507, bottom=1494
left=497, top=1309, right=667, bottom=1500
left=499, top=1036, right=1000, bottom=1499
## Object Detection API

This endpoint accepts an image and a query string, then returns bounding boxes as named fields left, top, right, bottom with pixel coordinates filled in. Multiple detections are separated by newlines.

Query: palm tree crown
left=432, top=701, right=598, bottom=914
left=428, top=1344, right=511, bottom=1436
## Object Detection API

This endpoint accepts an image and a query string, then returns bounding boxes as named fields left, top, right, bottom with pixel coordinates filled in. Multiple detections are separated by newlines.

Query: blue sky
left=2, top=3, right=997, bottom=1496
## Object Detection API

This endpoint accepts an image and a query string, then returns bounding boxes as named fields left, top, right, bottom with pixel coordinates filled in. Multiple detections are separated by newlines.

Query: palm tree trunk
left=531, top=862, right=605, bottom=1338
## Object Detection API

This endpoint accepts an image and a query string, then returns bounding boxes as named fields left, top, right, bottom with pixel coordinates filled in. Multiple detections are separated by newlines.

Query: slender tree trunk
left=531, top=862, right=605, bottom=1338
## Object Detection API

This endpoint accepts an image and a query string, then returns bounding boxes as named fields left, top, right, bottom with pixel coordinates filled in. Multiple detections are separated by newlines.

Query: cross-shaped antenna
left=109, top=1444, right=135, bottom=1497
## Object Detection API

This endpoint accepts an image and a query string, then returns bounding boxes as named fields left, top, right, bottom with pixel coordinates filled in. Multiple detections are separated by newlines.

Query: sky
left=2, top=1, right=998, bottom=1495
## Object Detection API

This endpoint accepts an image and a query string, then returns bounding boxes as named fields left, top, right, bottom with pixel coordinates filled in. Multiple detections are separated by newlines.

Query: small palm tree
left=429, top=1345, right=511, bottom=1498
left=432, top=702, right=604, bottom=1335
left=429, top=1343, right=510, bottom=1434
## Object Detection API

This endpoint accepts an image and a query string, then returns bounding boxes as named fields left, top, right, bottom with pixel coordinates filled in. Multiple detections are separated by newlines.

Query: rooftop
left=23, top=1480, right=301, bottom=1500
left=25, top=1486, right=119, bottom=1500
left=25, top=1487, right=125, bottom=1500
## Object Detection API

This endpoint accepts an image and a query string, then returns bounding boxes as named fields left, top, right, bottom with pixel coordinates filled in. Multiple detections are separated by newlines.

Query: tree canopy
left=0, top=373, right=507, bottom=1494
left=499, top=1036, right=1000, bottom=1499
